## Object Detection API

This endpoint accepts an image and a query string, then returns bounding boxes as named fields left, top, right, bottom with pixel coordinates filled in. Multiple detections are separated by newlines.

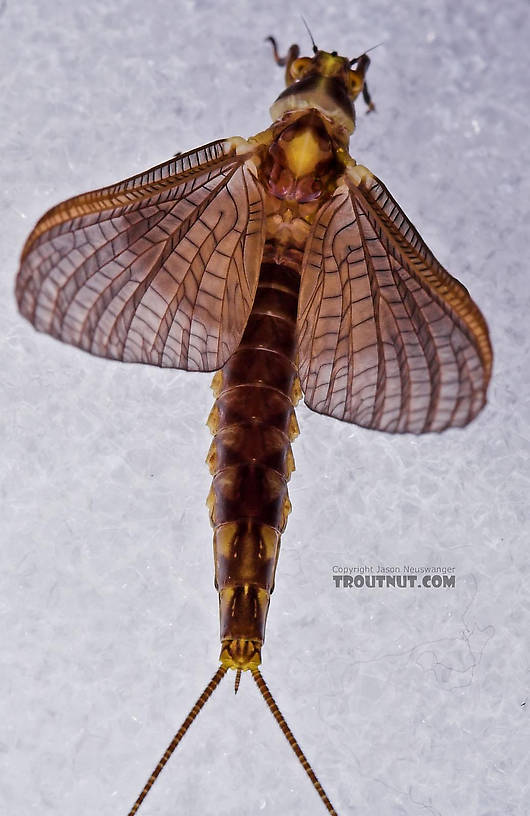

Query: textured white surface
left=1, top=1, right=529, bottom=815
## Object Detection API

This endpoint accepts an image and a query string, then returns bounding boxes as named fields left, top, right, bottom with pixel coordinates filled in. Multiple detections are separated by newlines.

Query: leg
left=266, top=36, right=300, bottom=84
left=363, top=82, right=376, bottom=113
left=352, top=54, right=376, bottom=113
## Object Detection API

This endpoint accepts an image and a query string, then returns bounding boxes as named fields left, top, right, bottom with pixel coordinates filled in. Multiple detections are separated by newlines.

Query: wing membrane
left=297, top=172, right=492, bottom=433
left=17, top=140, right=266, bottom=371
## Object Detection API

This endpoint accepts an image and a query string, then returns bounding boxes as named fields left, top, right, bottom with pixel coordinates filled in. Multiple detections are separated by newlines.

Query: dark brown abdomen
left=206, top=261, right=300, bottom=669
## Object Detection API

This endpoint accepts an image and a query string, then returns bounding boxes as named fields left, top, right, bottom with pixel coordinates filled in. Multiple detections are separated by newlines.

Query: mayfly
left=16, top=34, right=492, bottom=815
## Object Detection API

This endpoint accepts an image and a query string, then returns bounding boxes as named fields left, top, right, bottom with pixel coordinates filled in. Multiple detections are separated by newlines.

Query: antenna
left=301, top=15, right=318, bottom=54
left=350, top=41, right=386, bottom=65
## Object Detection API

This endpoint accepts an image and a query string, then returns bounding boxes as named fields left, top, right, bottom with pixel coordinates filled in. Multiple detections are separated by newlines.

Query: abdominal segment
left=206, top=261, right=300, bottom=669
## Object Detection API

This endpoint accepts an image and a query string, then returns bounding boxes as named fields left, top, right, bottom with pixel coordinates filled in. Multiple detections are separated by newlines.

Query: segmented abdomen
left=206, top=261, right=301, bottom=669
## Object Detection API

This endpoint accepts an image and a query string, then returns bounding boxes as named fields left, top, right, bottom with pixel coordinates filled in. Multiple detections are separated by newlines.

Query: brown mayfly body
left=16, top=35, right=492, bottom=816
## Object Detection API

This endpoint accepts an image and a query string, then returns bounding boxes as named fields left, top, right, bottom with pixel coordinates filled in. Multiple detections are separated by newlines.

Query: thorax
left=253, top=110, right=348, bottom=259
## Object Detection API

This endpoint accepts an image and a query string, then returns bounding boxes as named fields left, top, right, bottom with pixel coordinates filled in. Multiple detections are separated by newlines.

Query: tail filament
left=234, top=668, right=242, bottom=694
left=126, top=664, right=338, bottom=815
left=251, top=668, right=338, bottom=816
left=126, top=665, right=228, bottom=815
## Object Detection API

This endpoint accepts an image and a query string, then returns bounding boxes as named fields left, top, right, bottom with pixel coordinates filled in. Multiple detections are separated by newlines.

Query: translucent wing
left=297, top=170, right=493, bottom=433
left=16, top=140, right=266, bottom=371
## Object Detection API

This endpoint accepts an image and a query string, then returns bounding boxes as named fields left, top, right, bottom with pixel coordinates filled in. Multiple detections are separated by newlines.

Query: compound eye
left=289, top=57, right=313, bottom=81
left=346, top=69, right=363, bottom=98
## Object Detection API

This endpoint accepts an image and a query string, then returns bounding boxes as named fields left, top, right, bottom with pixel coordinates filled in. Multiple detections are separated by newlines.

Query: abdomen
left=206, top=260, right=300, bottom=669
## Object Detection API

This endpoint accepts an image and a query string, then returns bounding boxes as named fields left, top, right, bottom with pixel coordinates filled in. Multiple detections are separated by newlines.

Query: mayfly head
left=267, top=38, right=373, bottom=139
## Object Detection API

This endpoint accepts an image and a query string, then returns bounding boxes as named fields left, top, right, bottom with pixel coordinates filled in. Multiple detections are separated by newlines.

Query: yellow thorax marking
left=282, top=129, right=322, bottom=178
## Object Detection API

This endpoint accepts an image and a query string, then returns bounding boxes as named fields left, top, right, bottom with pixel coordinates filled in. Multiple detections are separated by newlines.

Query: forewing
left=297, top=171, right=492, bottom=433
left=16, top=140, right=266, bottom=371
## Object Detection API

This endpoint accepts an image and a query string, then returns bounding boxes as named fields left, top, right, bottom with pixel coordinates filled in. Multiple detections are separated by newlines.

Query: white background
left=1, top=1, right=529, bottom=814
